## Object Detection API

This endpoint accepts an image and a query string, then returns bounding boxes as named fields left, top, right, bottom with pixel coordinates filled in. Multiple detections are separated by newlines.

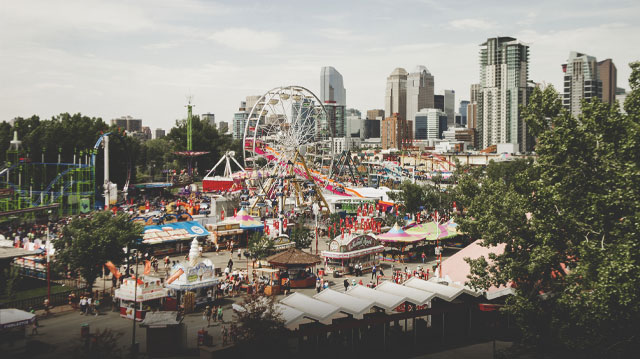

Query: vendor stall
left=165, top=239, right=219, bottom=309
left=266, top=248, right=321, bottom=289
left=256, top=268, right=281, bottom=296
left=0, top=309, right=36, bottom=354
left=114, top=276, right=168, bottom=321
left=206, top=221, right=244, bottom=248
left=321, top=233, right=384, bottom=275
left=273, top=235, right=295, bottom=252
left=142, top=220, right=210, bottom=256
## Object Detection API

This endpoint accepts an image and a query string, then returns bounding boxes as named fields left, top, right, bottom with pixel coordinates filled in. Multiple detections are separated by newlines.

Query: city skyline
left=1, top=0, right=638, bottom=131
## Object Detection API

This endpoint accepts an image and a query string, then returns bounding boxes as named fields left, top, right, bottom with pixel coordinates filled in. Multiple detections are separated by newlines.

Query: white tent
left=314, top=289, right=376, bottom=319
left=280, top=292, right=342, bottom=324
left=0, top=308, right=35, bottom=329
left=375, top=281, right=435, bottom=305
left=273, top=304, right=307, bottom=328
left=346, top=285, right=407, bottom=312
left=404, top=277, right=464, bottom=302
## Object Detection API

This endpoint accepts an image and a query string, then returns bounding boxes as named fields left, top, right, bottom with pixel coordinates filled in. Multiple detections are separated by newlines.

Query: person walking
left=217, top=306, right=223, bottom=323
left=227, top=257, right=234, bottom=272
left=421, top=252, right=426, bottom=264
left=79, top=296, right=87, bottom=315
left=315, top=278, right=322, bottom=293
left=371, top=265, right=377, bottom=280
left=343, top=278, right=349, bottom=292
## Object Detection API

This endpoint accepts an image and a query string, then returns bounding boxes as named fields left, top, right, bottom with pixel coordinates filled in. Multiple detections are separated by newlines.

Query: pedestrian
left=94, top=297, right=100, bottom=316
left=237, top=249, right=242, bottom=260
left=283, top=278, right=291, bottom=295
left=164, top=256, right=170, bottom=270
left=86, top=296, right=93, bottom=315
left=343, top=278, right=349, bottom=292
left=31, top=320, right=38, bottom=335
left=315, top=278, right=322, bottom=293
left=371, top=265, right=377, bottom=280
left=217, top=306, right=223, bottom=322
left=79, top=296, right=87, bottom=315
left=207, top=288, right=213, bottom=306
left=421, top=252, right=426, bottom=264
left=227, top=257, right=234, bottom=272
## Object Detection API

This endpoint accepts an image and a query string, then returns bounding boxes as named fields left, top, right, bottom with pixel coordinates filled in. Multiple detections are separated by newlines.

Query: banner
left=105, top=261, right=121, bottom=279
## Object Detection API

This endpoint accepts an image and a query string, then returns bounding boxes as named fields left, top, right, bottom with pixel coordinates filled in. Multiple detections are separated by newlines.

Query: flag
left=166, top=268, right=184, bottom=284
left=144, top=260, right=151, bottom=275
left=105, top=261, right=121, bottom=279
left=131, top=275, right=144, bottom=285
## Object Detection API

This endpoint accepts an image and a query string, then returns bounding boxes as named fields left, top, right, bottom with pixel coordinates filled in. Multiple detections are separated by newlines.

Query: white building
left=562, top=51, right=602, bottom=116
left=385, top=68, right=408, bottom=122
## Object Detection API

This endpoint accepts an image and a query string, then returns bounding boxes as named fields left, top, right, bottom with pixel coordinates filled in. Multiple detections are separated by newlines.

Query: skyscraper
left=444, top=90, right=456, bottom=128
left=433, top=95, right=444, bottom=111
left=233, top=101, right=249, bottom=140
left=385, top=68, right=408, bottom=125
left=201, top=113, right=215, bottom=128
left=154, top=128, right=165, bottom=139
left=562, top=52, right=602, bottom=116
left=320, top=66, right=347, bottom=138
left=407, top=66, right=435, bottom=134
left=597, top=58, right=617, bottom=105
left=365, top=109, right=384, bottom=139
left=414, top=108, right=444, bottom=140
left=459, top=100, right=470, bottom=126
left=478, top=37, right=531, bottom=152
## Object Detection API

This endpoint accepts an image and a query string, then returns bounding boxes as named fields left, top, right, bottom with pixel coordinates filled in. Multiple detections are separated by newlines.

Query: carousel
left=377, top=223, right=425, bottom=263
left=321, top=233, right=384, bottom=276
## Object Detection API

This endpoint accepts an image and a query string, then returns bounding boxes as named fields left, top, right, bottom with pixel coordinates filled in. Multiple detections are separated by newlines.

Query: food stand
left=206, top=221, right=244, bottom=248
left=114, top=276, right=168, bottom=321
left=321, top=233, right=384, bottom=275
left=165, top=239, right=219, bottom=308
left=256, top=268, right=281, bottom=296
left=266, top=248, right=321, bottom=289
left=142, top=220, right=210, bottom=256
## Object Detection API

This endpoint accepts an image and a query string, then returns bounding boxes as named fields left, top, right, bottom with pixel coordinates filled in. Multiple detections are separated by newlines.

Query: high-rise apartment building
left=385, top=68, right=408, bottom=125
left=444, top=90, right=456, bottom=128
left=201, top=113, right=215, bottom=128
left=233, top=101, right=249, bottom=140
left=320, top=66, right=347, bottom=138
left=478, top=37, right=531, bottom=152
left=407, top=66, right=435, bottom=134
left=562, top=51, right=602, bottom=116
left=381, top=113, right=411, bottom=150
left=597, top=58, right=617, bottom=105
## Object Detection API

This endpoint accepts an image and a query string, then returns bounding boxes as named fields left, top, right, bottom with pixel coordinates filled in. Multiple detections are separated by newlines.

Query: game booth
left=114, top=276, right=168, bottom=321
left=321, top=233, right=384, bottom=276
left=142, top=220, right=211, bottom=256
left=266, top=248, right=322, bottom=289
left=165, top=239, right=219, bottom=309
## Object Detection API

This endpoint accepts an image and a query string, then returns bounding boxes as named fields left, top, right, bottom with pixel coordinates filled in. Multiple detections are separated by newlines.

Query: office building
left=478, top=37, right=531, bottom=152
left=407, top=66, right=435, bottom=135
left=154, top=128, right=165, bottom=139
left=385, top=68, right=408, bottom=125
left=459, top=100, right=470, bottom=126
left=111, top=115, right=142, bottom=133
left=444, top=90, right=456, bottom=128
left=364, top=110, right=383, bottom=139
left=597, top=59, right=617, bottom=105
left=381, top=113, right=411, bottom=150
left=562, top=51, right=602, bottom=116
left=433, top=95, right=444, bottom=111
left=320, top=66, right=346, bottom=106
left=346, top=108, right=363, bottom=138
left=201, top=113, right=215, bottom=128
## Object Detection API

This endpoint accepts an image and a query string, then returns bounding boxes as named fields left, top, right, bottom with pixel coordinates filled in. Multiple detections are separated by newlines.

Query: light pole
left=313, top=203, right=320, bottom=255
left=131, top=248, right=139, bottom=357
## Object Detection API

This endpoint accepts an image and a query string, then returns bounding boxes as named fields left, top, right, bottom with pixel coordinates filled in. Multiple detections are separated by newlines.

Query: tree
left=54, top=212, right=142, bottom=290
left=455, top=63, right=640, bottom=358
left=248, top=232, right=274, bottom=261
left=290, top=225, right=312, bottom=249
left=229, top=294, right=288, bottom=355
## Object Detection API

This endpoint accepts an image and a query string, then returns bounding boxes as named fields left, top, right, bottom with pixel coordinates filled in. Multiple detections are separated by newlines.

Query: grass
left=0, top=277, right=69, bottom=303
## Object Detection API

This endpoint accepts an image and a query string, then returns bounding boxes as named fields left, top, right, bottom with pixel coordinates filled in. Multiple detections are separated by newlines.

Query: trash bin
left=81, top=323, right=90, bottom=338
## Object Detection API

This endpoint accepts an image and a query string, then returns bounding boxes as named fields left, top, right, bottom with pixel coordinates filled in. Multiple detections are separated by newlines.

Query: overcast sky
left=1, top=0, right=638, bottom=132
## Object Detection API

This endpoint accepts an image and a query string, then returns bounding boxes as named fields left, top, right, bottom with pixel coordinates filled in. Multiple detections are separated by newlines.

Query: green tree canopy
left=455, top=62, right=640, bottom=357
left=54, top=211, right=143, bottom=289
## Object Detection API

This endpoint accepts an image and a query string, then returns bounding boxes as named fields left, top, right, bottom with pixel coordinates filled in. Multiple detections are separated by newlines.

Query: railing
left=0, top=286, right=90, bottom=311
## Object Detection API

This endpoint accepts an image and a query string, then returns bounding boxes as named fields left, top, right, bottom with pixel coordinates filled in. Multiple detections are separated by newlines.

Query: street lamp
left=130, top=248, right=140, bottom=357
left=312, top=203, right=320, bottom=255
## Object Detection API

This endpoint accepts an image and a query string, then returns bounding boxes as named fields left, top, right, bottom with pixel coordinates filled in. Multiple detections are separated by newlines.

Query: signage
left=329, top=240, right=339, bottom=252
left=345, top=235, right=375, bottom=252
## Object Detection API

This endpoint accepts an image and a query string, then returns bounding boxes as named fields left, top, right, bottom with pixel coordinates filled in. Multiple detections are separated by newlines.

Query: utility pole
left=131, top=249, right=139, bottom=358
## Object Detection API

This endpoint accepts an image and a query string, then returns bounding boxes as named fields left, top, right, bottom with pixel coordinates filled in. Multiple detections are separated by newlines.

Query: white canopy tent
left=375, top=281, right=436, bottom=305
left=313, top=289, right=376, bottom=319
left=346, top=285, right=407, bottom=312
left=0, top=308, right=35, bottom=329
left=403, top=277, right=465, bottom=302
left=280, top=292, right=343, bottom=324
left=273, top=303, right=307, bottom=328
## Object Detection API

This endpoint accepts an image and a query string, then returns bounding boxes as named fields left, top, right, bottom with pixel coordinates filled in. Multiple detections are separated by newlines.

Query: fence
left=0, top=286, right=90, bottom=311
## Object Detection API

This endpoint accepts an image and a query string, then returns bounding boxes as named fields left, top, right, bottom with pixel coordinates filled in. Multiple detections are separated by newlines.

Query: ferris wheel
left=242, top=86, right=334, bottom=207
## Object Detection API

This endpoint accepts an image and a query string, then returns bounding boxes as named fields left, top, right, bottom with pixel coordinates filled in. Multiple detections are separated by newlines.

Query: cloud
left=449, top=19, right=497, bottom=30
left=209, top=28, right=283, bottom=51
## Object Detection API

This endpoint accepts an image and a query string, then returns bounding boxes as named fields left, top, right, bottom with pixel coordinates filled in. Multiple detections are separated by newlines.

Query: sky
left=1, top=0, right=638, bottom=132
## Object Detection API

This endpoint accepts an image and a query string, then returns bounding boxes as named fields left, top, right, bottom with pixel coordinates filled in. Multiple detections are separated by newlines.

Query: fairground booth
left=377, top=224, right=425, bottom=262
left=114, top=276, right=168, bottom=321
left=0, top=308, right=36, bottom=354
left=266, top=248, right=321, bottom=288
left=321, top=233, right=384, bottom=276
left=165, top=239, right=219, bottom=310
left=142, top=220, right=210, bottom=256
